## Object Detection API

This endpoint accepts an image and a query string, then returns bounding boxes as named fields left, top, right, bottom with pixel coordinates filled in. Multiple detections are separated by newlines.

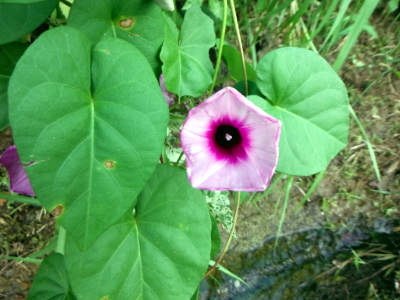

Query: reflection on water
left=201, top=219, right=399, bottom=299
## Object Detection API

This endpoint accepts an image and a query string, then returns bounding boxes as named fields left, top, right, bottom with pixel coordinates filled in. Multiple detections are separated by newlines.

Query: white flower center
left=225, top=133, right=233, bottom=141
left=215, top=125, right=242, bottom=149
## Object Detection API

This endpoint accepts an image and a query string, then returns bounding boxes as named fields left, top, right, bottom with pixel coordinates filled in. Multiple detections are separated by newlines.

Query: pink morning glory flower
left=180, top=87, right=281, bottom=191
left=159, top=74, right=175, bottom=107
left=0, top=145, right=35, bottom=196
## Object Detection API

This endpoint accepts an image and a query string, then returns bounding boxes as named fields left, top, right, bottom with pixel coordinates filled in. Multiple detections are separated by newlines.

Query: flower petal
left=159, top=74, right=175, bottom=107
left=180, top=87, right=281, bottom=191
left=0, top=145, right=35, bottom=196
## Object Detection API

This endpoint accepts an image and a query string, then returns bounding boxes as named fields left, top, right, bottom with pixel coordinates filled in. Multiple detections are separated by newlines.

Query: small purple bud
left=0, top=145, right=35, bottom=196
left=159, top=74, right=175, bottom=107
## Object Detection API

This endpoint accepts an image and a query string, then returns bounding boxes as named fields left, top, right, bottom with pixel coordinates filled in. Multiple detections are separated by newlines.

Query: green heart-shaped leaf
left=8, top=26, right=168, bottom=250
left=28, top=253, right=76, bottom=300
left=253, top=47, right=349, bottom=175
left=65, top=164, right=211, bottom=300
left=160, top=4, right=215, bottom=98
left=68, top=0, right=164, bottom=73
left=220, top=40, right=256, bottom=82
left=0, top=0, right=58, bottom=45
left=0, top=42, right=28, bottom=130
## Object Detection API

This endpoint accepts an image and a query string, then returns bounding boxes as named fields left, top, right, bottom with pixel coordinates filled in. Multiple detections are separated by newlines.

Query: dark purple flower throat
left=215, top=125, right=242, bottom=149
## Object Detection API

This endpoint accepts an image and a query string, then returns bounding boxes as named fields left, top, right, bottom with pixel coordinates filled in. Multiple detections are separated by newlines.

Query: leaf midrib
left=82, top=97, right=95, bottom=250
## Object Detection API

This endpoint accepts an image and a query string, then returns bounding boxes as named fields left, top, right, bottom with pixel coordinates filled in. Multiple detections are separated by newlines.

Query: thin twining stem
left=208, top=0, right=228, bottom=98
left=229, top=0, right=248, bottom=95
left=60, top=0, right=72, bottom=7
left=204, top=191, right=241, bottom=278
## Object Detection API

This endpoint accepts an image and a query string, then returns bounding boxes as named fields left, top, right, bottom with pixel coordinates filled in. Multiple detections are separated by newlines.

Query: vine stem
left=0, top=192, right=41, bottom=206
left=56, top=224, right=66, bottom=255
left=204, top=191, right=241, bottom=278
left=3, top=255, right=42, bottom=264
left=229, top=0, right=248, bottom=95
left=208, top=0, right=228, bottom=97
left=60, top=0, right=72, bottom=7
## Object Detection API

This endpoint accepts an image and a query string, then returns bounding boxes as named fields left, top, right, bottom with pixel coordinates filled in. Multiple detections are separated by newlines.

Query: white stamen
left=225, top=133, right=233, bottom=141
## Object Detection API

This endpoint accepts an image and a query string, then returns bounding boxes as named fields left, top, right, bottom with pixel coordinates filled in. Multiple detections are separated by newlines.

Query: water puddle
left=201, top=219, right=400, bottom=299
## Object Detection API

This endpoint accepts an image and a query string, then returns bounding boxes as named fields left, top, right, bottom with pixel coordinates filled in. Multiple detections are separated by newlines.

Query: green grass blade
left=298, top=13, right=318, bottom=52
left=281, top=0, right=314, bottom=45
left=348, top=105, right=381, bottom=183
left=333, top=0, right=379, bottom=72
left=310, top=0, right=340, bottom=41
left=230, top=0, right=248, bottom=94
left=0, top=192, right=41, bottom=206
left=275, top=176, right=293, bottom=247
left=244, top=0, right=257, bottom=68
left=3, top=255, right=42, bottom=264
left=264, top=0, right=293, bottom=21
left=252, top=0, right=293, bottom=44
left=319, top=0, right=351, bottom=52
left=209, top=260, right=250, bottom=287
left=296, top=168, right=327, bottom=211
left=248, top=172, right=284, bottom=203
left=208, top=0, right=228, bottom=96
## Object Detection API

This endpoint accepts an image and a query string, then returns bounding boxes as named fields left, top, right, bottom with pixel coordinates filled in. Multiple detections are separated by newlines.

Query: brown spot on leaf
left=119, top=18, right=134, bottom=29
left=105, top=160, right=115, bottom=169
left=51, top=205, right=63, bottom=217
